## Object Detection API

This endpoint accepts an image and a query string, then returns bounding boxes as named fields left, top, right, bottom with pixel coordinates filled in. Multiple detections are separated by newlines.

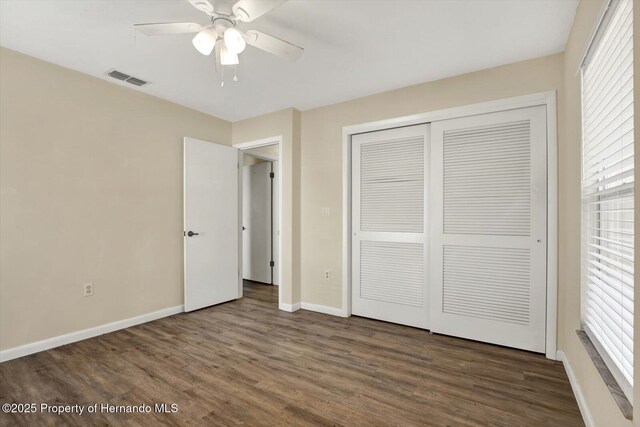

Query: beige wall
left=299, top=53, right=564, bottom=308
left=247, top=144, right=279, bottom=158
left=559, top=0, right=639, bottom=426
left=0, top=48, right=231, bottom=350
left=232, top=109, right=301, bottom=304
left=243, top=154, right=267, bottom=166
left=242, top=145, right=279, bottom=166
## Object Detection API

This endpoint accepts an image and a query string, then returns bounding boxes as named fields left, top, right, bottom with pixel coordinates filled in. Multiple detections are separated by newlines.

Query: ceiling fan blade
left=186, top=0, right=215, bottom=15
left=134, top=22, right=204, bottom=36
left=232, top=0, right=287, bottom=22
left=244, top=30, right=303, bottom=62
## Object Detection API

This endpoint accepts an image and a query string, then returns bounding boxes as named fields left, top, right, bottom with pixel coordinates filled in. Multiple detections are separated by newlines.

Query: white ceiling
left=0, top=0, right=578, bottom=122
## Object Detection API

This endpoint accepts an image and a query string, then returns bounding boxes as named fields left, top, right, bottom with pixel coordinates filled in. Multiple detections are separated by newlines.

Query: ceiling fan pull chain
left=220, top=66, right=225, bottom=87
left=233, top=64, right=238, bottom=82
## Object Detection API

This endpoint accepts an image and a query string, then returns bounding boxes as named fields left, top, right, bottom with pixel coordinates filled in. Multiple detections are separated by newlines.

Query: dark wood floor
left=1, top=280, right=583, bottom=426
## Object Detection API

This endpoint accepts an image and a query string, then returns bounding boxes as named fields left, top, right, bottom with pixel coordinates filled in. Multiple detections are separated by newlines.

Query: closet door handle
left=187, top=231, right=199, bottom=237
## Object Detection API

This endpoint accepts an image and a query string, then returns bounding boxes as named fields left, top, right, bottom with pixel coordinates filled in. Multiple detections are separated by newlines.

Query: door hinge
left=270, top=260, right=275, bottom=267
left=269, top=172, right=274, bottom=179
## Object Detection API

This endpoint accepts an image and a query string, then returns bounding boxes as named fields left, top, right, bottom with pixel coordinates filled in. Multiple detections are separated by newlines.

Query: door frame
left=341, top=91, right=558, bottom=359
left=234, top=136, right=284, bottom=307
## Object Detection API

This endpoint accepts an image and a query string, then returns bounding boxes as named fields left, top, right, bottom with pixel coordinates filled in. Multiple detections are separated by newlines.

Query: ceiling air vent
left=106, top=70, right=150, bottom=87
left=125, top=77, right=147, bottom=87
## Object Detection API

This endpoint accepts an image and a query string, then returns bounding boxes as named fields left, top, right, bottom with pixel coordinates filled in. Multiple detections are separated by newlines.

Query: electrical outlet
left=321, top=207, right=331, bottom=217
left=83, top=283, right=94, bottom=297
left=323, top=270, right=331, bottom=280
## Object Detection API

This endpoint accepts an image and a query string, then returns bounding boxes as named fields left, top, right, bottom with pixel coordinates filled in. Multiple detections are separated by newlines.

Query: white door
left=352, top=124, right=429, bottom=329
left=430, top=106, right=547, bottom=352
left=184, top=137, right=240, bottom=312
left=242, top=162, right=272, bottom=284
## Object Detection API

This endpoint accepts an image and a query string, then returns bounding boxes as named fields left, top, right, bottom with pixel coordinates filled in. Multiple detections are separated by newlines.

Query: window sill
left=576, top=330, right=633, bottom=420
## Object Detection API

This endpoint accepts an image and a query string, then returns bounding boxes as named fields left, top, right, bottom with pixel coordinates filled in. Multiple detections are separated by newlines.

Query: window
left=581, top=0, right=634, bottom=400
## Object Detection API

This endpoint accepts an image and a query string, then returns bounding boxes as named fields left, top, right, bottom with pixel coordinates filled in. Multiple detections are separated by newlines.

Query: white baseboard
left=0, top=305, right=184, bottom=363
left=300, top=302, right=347, bottom=317
left=279, top=302, right=301, bottom=312
left=557, top=350, right=594, bottom=427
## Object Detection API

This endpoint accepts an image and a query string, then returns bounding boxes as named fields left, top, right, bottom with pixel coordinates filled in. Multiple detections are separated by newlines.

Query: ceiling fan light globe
left=223, top=27, right=246, bottom=54
left=220, top=46, right=239, bottom=65
left=192, top=29, right=217, bottom=55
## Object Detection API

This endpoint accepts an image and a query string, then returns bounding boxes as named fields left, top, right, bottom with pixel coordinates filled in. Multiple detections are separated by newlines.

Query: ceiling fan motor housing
left=212, top=17, right=235, bottom=36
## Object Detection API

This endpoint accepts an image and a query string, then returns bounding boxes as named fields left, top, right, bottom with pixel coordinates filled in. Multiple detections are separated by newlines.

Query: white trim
left=234, top=135, right=285, bottom=309
left=183, top=138, right=189, bottom=303
left=301, top=302, right=347, bottom=317
left=557, top=350, right=595, bottom=427
left=343, top=91, right=558, bottom=137
left=341, top=91, right=559, bottom=359
left=238, top=148, right=243, bottom=298
left=546, top=92, right=558, bottom=360
left=233, top=136, right=282, bottom=150
left=341, top=128, right=352, bottom=317
left=0, top=305, right=184, bottom=363
left=279, top=302, right=301, bottom=312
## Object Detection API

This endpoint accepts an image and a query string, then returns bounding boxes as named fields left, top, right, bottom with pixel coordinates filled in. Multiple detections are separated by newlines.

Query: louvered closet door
left=352, top=124, right=429, bottom=329
left=430, top=106, right=547, bottom=352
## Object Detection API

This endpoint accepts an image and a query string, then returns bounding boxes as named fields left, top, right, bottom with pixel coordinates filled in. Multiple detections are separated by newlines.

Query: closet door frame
left=341, top=91, right=558, bottom=360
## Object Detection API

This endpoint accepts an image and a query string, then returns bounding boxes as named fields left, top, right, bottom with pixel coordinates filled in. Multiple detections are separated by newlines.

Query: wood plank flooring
left=0, top=280, right=583, bottom=426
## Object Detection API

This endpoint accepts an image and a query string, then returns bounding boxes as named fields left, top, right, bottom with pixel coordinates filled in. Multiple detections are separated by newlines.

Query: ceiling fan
left=135, top=0, right=303, bottom=83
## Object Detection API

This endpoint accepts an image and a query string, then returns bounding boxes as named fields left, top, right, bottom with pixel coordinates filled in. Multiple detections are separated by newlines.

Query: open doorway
left=238, top=142, right=281, bottom=307
left=183, top=136, right=283, bottom=313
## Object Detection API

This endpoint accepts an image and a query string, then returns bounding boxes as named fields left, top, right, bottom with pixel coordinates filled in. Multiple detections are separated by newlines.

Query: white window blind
left=581, top=0, right=634, bottom=398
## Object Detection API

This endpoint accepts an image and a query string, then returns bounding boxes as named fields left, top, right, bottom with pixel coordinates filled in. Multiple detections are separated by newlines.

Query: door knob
left=242, top=226, right=246, bottom=230
left=187, top=231, right=199, bottom=237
